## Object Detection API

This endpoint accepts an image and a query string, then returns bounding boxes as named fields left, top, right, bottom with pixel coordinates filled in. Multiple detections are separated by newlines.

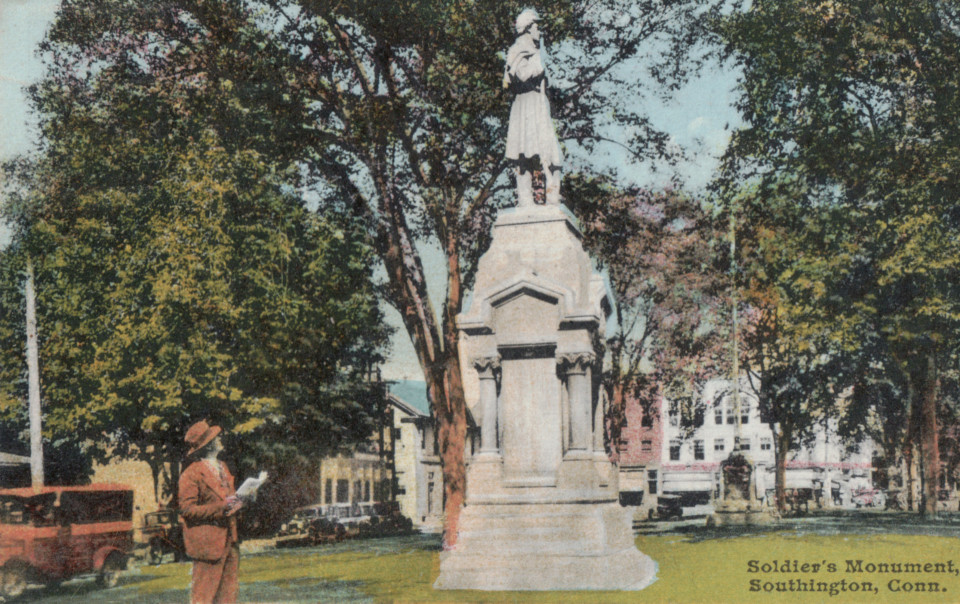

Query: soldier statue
left=503, top=8, right=563, bottom=206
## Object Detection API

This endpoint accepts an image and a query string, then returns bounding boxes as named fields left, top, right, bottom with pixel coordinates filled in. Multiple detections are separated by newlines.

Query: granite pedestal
left=435, top=204, right=657, bottom=591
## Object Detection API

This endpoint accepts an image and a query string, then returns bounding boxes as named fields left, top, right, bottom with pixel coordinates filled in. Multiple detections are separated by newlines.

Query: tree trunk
left=606, top=381, right=626, bottom=464
left=903, top=441, right=916, bottom=511
left=436, top=227, right=468, bottom=549
left=168, top=458, right=182, bottom=509
left=774, top=422, right=791, bottom=514
left=918, top=351, right=940, bottom=516
left=374, top=183, right=469, bottom=548
left=432, top=349, right=467, bottom=549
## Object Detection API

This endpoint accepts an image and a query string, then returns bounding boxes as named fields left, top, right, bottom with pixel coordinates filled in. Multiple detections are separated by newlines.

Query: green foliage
left=0, top=2, right=390, bottom=479
left=718, top=0, right=960, bottom=509
left=719, top=0, right=960, bottom=358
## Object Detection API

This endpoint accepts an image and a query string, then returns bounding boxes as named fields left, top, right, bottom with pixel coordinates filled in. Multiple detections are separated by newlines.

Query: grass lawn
left=29, top=513, right=960, bottom=603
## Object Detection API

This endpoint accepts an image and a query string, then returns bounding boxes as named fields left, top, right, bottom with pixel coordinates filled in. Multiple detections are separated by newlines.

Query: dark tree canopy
left=718, top=0, right=960, bottom=513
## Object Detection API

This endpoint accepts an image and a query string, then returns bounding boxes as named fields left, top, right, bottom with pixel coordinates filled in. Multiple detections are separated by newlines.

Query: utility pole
left=730, top=207, right=741, bottom=451
left=25, top=258, right=44, bottom=488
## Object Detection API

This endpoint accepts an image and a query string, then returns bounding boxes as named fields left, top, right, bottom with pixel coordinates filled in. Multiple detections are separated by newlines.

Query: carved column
left=473, top=355, right=502, bottom=455
left=559, top=352, right=595, bottom=452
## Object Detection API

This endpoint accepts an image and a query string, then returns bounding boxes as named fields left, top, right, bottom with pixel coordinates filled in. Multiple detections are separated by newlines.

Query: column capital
left=557, top=351, right=595, bottom=374
left=472, top=354, right=502, bottom=378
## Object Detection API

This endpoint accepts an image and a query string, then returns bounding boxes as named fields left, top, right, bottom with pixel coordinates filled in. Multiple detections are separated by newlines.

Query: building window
left=714, top=438, right=725, bottom=453
left=726, top=402, right=735, bottom=425
left=641, top=411, right=653, bottom=428
left=669, top=439, right=682, bottom=461
left=739, top=437, right=751, bottom=452
left=693, top=408, right=704, bottom=427
left=760, top=437, right=772, bottom=451
left=715, top=404, right=723, bottom=425
left=669, top=409, right=679, bottom=427
left=694, top=440, right=705, bottom=461
left=647, top=470, right=658, bottom=495
left=336, top=479, right=349, bottom=503
left=741, top=402, right=750, bottom=425
left=364, top=481, right=371, bottom=501
left=325, top=479, right=333, bottom=504
left=641, top=440, right=653, bottom=452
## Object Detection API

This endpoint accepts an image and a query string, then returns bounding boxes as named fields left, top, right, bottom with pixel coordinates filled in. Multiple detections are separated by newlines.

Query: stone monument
left=707, top=452, right=776, bottom=526
left=433, top=9, right=657, bottom=591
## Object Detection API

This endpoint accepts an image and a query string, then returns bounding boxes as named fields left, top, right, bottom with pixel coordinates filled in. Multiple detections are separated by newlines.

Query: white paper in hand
left=236, top=471, right=268, bottom=502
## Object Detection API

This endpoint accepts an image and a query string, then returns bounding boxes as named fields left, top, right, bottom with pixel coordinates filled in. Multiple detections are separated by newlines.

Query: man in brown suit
left=179, top=421, right=242, bottom=604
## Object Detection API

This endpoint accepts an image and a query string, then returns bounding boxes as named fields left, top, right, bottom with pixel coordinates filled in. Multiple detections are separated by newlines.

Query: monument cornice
left=457, top=272, right=602, bottom=334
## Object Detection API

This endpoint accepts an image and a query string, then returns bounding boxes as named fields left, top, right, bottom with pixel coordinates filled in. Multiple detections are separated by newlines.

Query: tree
left=1, top=69, right=388, bottom=504
left=718, top=0, right=960, bottom=514
left=568, top=176, right=729, bottom=457
left=35, top=0, right=721, bottom=545
left=728, top=183, right=859, bottom=512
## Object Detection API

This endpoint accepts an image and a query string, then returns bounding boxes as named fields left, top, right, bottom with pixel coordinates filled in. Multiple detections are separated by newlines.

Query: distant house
left=619, top=378, right=878, bottom=512
left=316, top=380, right=402, bottom=512
left=389, top=380, right=477, bottom=532
left=617, top=395, right=662, bottom=518
left=659, top=379, right=776, bottom=507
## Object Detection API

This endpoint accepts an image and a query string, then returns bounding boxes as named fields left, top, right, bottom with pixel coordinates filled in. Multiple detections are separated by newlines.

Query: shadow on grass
left=15, top=574, right=175, bottom=604
left=247, top=532, right=443, bottom=560
left=638, top=510, right=960, bottom=543
left=239, top=577, right=372, bottom=603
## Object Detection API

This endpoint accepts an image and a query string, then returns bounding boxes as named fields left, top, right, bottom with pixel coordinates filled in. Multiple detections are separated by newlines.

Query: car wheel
left=2, top=564, right=28, bottom=599
left=97, top=553, right=126, bottom=588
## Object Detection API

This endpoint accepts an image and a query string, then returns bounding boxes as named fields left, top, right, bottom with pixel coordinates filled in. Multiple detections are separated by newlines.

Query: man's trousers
left=191, top=543, right=239, bottom=604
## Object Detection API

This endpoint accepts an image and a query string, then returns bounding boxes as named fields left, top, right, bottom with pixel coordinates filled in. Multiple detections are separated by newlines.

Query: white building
left=658, top=379, right=876, bottom=509
left=390, top=380, right=477, bottom=532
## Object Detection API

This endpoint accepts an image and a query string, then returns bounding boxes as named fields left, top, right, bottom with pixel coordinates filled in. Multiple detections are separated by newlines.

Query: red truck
left=0, top=484, right=133, bottom=599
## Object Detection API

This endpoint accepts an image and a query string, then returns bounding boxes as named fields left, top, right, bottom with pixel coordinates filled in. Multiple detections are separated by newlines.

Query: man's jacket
left=179, top=459, right=238, bottom=562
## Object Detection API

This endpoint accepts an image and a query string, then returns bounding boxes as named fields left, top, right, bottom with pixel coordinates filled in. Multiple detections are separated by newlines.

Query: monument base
left=434, top=499, right=658, bottom=591
left=706, top=500, right=778, bottom=527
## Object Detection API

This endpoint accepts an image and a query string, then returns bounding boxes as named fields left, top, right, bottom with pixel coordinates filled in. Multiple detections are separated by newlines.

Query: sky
left=0, top=0, right=742, bottom=383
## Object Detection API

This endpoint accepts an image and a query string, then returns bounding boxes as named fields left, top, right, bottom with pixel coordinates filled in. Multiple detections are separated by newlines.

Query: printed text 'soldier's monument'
left=434, top=9, right=658, bottom=591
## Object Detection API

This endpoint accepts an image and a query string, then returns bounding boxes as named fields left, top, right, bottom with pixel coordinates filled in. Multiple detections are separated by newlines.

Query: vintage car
left=140, top=509, right=184, bottom=565
left=0, top=484, right=133, bottom=599
left=307, top=516, right=346, bottom=544
left=851, top=487, right=886, bottom=509
left=364, top=501, right=413, bottom=537
left=651, top=494, right=683, bottom=521
left=278, top=504, right=325, bottom=536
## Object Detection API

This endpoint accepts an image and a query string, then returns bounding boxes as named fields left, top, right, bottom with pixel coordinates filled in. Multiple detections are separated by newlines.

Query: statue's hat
left=515, top=8, right=540, bottom=34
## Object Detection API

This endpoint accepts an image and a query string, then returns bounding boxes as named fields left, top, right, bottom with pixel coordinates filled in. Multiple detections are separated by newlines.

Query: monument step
left=435, top=546, right=658, bottom=591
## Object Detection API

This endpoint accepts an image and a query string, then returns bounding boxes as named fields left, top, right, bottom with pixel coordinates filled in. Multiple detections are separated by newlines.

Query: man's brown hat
left=184, top=420, right=222, bottom=457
